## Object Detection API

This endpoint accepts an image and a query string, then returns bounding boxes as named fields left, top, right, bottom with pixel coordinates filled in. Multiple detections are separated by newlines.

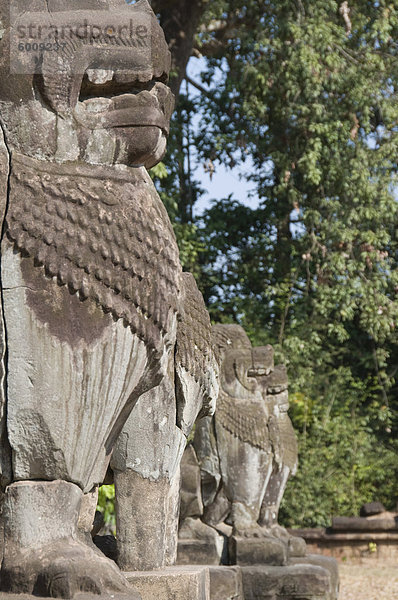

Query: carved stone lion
left=111, top=271, right=219, bottom=571
left=192, top=324, right=305, bottom=559
left=0, top=0, right=216, bottom=596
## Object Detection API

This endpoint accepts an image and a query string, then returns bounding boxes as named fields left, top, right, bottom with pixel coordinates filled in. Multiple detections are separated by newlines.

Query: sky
left=186, top=57, right=259, bottom=217
left=194, top=161, right=260, bottom=216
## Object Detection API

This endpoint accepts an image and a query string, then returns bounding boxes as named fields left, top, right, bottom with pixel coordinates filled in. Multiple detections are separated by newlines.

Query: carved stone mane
left=216, top=390, right=270, bottom=451
left=7, top=153, right=181, bottom=352
left=176, top=272, right=218, bottom=416
left=212, top=323, right=269, bottom=450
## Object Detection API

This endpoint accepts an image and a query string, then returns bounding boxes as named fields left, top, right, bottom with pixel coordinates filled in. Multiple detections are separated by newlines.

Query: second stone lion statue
left=181, top=324, right=305, bottom=564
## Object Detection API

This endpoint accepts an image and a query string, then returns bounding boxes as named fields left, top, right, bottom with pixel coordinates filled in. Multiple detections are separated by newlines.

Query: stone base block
left=124, top=566, right=210, bottom=600
left=241, top=564, right=332, bottom=600
left=177, top=539, right=223, bottom=565
left=289, top=554, right=339, bottom=600
left=229, top=536, right=288, bottom=566
left=209, top=566, right=243, bottom=600
left=0, top=595, right=138, bottom=600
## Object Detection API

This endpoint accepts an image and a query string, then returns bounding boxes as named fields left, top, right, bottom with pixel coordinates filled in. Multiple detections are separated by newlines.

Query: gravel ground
left=339, top=562, right=398, bottom=600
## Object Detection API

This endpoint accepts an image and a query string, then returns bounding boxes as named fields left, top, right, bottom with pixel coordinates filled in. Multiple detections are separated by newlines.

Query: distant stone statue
left=191, top=324, right=305, bottom=564
left=177, top=326, right=340, bottom=600
left=257, top=364, right=305, bottom=555
left=197, top=325, right=275, bottom=537
left=0, top=0, right=206, bottom=596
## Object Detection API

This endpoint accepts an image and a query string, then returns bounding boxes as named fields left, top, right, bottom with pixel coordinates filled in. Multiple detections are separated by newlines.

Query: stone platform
left=0, top=591, right=139, bottom=600
left=0, top=567, right=210, bottom=600
left=125, top=565, right=210, bottom=600
left=241, top=564, right=333, bottom=600
left=292, top=526, right=398, bottom=562
left=178, top=538, right=224, bottom=565
left=289, top=554, right=339, bottom=600
left=176, top=537, right=338, bottom=600
left=209, top=566, right=243, bottom=600
left=0, top=559, right=338, bottom=600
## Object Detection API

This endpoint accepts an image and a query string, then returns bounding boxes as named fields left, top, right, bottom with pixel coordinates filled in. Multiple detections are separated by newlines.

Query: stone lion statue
left=0, top=0, right=218, bottom=596
left=111, top=271, right=219, bottom=572
left=191, top=324, right=305, bottom=560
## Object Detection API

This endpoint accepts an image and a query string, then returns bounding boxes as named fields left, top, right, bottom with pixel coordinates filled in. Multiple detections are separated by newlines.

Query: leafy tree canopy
left=150, top=0, right=398, bottom=524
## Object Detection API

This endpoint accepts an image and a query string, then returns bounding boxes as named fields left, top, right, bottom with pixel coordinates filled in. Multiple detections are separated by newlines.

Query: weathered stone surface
left=125, top=566, right=210, bottom=600
left=332, top=516, right=398, bottom=531
left=194, top=416, right=224, bottom=525
left=0, top=481, right=132, bottom=597
left=241, top=564, right=332, bottom=600
left=112, top=273, right=219, bottom=572
left=290, top=555, right=339, bottom=600
left=229, top=536, right=288, bottom=567
left=114, top=467, right=181, bottom=571
left=179, top=517, right=225, bottom=546
left=178, top=444, right=225, bottom=566
left=175, top=274, right=219, bottom=436
left=208, top=566, right=243, bottom=600
left=177, top=539, right=222, bottom=566
left=189, top=325, right=304, bottom=558
left=177, top=325, right=337, bottom=600
left=78, top=488, right=99, bottom=541
left=196, top=325, right=275, bottom=538
left=111, top=358, right=184, bottom=480
left=257, top=366, right=305, bottom=557
left=2, top=241, right=155, bottom=492
left=287, top=536, right=307, bottom=557
left=177, top=522, right=226, bottom=567
left=180, top=445, right=204, bottom=521
left=360, top=501, right=386, bottom=517
left=111, top=347, right=185, bottom=572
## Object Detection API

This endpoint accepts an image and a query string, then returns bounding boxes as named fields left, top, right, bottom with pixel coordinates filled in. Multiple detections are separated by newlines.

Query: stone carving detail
left=111, top=272, right=219, bottom=572
left=7, top=154, right=180, bottom=352
left=0, top=0, right=213, bottom=596
left=258, top=365, right=299, bottom=543
left=215, top=390, right=270, bottom=451
left=184, top=324, right=305, bottom=564
left=175, top=272, right=219, bottom=434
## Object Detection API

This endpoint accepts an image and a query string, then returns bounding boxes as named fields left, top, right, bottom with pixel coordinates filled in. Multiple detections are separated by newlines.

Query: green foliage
left=281, top=414, right=398, bottom=527
left=281, top=366, right=398, bottom=527
left=156, top=1, right=398, bottom=525
left=97, top=485, right=116, bottom=534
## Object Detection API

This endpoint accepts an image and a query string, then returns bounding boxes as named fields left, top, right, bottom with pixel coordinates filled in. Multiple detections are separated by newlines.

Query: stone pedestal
left=0, top=595, right=139, bottom=600
left=229, top=536, right=288, bottom=567
left=289, top=555, right=339, bottom=600
left=124, top=566, right=210, bottom=600
left=209, top=566, right=244, bottom=600
left=241, top=564, right=333, bottom=600
left=177, top=539, right=224, bottom=565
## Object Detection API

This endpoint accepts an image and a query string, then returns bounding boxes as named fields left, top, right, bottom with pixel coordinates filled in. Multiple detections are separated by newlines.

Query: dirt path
left=339, top=563, right=398, bottom=600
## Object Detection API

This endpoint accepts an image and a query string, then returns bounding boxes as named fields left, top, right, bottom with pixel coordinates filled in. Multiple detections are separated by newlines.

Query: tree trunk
left=151, top=0, right=205, bottom=98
